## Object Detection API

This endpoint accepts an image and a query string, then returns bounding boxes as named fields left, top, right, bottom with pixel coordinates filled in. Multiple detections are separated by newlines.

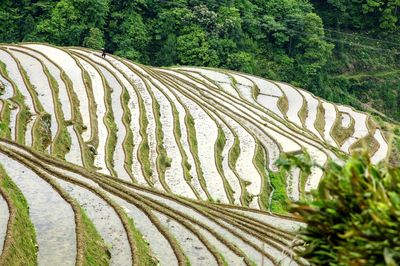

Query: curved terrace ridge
left=0, top=43, right=390, bottom=265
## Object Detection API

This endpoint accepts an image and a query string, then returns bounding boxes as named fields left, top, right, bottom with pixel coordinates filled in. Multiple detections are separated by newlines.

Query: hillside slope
left=0, top=43, right=389, bottom=204
left=0, top=43, right=390, bottom=265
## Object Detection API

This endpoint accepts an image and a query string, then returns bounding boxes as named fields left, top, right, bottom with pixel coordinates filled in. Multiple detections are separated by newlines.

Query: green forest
left=1, top=0, right=399, bottom=122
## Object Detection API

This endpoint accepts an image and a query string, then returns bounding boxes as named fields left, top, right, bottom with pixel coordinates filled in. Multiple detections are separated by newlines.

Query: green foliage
left=276, top=151, right=313, bottom=176
left=81, top=207, right=111, bottom=265
left=290, top=153, right=400, bottom=265
left=0, top=0, right=332, bottom=82
left=268, top=170, right=289, bottom=213
left=228, top=137, right=240, bottom=169
left=269, top=151, right=313, bottom=212
left=137, top=91, right=153, bottom=183
left=29, top=0, right=109, bottom=45
left=0, top=102, right=12, bottom=140
left=107, top=11, right=149, bottom=61
left=313, top=0, right=400, bottom=32
left=126, top=217, right=157, bottom=266
left=83, top=27, right=105, bottom=50
left=33, top=113, right=52, bottom=152
left=0, top=122, right=6, bottom=134
left=226, top=52, right=258, bottom=74
left=254, top=143, right=270, bottom=210
left=176, top=26, right=219, bottom=66
left=331, top=113, right=355, bottom=146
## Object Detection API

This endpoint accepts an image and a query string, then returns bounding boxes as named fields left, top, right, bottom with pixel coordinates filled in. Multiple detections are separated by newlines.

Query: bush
left=289, top=152, right=400, bottom=265
left=83, top=27, right=105, bottom=50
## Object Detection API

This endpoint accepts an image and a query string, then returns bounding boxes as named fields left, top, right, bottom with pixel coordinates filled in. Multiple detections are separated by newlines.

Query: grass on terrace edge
left=277, top=95, right=289, bottom=116
left=137, top=90, right=153, bottom=184
left=62, top=72, right=95, bottom=170
left=268, top=170, right=289, bottom=214
left=0, top=164, right=37, bottom=265
left=127, top=217, right=157, bottom=266
left=298, top=99, right=308, bottom=126
left=0, top=61, right=30, bottom=144
left=32, top=114, right=52, bottom=153
left=331, top=112, right=355, bottom=146
left=0, top=100, right=12, bottom=139
left=104, top=84, right=118, bottom=176
left=254, top=143, right=270, bottom=210
left=172, top=103, right=193, bottom=185
left=80, top=207, right=111, bottom=265
left=186, top=112, right=211, bottom=200
left=13, top=91, right=30, bottom=145
left=350, top=118, right=380, bottom=157
left=44, top=66, right=71, bottom=160
left=154, top=97, right=172, bottom=190
left=228, top=134, right=251, bottom=206
left=314, top=102, right=326, bottom=137
left=215, top=126, right=234, bottom=204
left=82, top=70, right=99, bottom=149
left=121, top=89, right=135, bottom=181
left=18, top=64, right=52, bottom=152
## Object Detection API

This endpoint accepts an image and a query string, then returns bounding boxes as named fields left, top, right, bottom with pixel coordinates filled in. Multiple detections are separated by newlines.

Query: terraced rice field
left=0, top=43, right=390, bottom=265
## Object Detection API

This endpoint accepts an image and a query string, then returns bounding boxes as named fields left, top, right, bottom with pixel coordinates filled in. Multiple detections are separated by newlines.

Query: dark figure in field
left=101, top=48, right=106, bottom=58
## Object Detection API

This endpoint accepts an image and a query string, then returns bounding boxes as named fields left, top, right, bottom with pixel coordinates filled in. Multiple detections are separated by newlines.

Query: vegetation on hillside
left=288, top=152, right=400, bottom=265
left=309, top=0, right=400, bottom=123
left=2, top=0, right=398, bottom=124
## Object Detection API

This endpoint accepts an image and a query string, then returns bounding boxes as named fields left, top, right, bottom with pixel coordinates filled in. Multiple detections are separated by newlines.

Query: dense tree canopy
left=312, top=0, right=400, bottom=31
left=0, top=0, right=333, bottom=82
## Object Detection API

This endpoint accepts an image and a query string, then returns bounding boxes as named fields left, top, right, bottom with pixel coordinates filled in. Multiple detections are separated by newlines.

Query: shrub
left=289, top=152, right=400, bottom=265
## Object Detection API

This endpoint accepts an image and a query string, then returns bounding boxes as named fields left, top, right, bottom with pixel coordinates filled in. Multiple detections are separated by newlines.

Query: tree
left=293, top=13, right=334, bottom=83
left=31, top=0, right=109, bottom=45
left=0, top=0, right=36, bottom=42
left=32, top=0, right=81, bottom=45
left=176, top=26, right=219, bottom=66
left=313, top=0, right=400, bottom=32
left=288, top=153, right=400, bottom=265
left=107, top=11, right=149, bottom=62
left=154, top=33, right=178, bottom=66
left=209, top=38, right=237, bottom=66
left=226, top=51, right=257, bottom=74
left=83, top=27, right=105, bottom=50
left=215, top=6, right=243, bottom=39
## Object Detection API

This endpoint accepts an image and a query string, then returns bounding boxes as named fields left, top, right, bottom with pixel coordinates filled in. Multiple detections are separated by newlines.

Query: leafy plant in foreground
left=288, top=152, right=400, bottom=265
